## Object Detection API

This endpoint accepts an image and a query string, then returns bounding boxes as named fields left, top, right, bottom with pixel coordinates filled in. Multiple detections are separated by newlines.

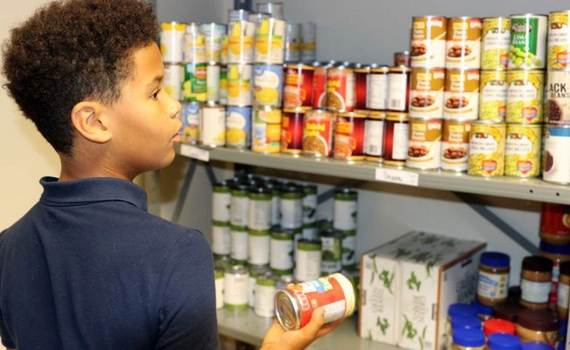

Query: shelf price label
left=375, top=168, right=419, bottom=187
left=179, top=144, right=210, bottom=162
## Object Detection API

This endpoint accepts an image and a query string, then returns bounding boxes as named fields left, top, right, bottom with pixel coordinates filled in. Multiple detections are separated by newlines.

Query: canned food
left=333, top=112, right=367, bottom=161
left=394, top=51, right=411, bottom=66
left=410, top=16, right=447, bottom=68
left=281, top=109, right=305, bottom=154
left=479, top=70, right=507, bottom=121
left=254, top=18, right=285, bottom=64
left=543, top=126, right=570, bottom=184
left=212, top=221, right=231, bottom=258
left=468, top=120, right=506, bottom=176
left=341, top=230, right=357, bottom=267
left=441, top=119, right=471, bottom=172
left=354, top=66, right=371, bottom=111
left=200, top=23, right=227, bottom=64
left=248, top=186, right=272, bottom=232
left=284, top=64, right=315, bottom=110
left=252, top=107, right=282, bottom=153
left=182, top=63, right=207, bottom=102
left=302, top=108, right=335, bottom=157
left=274, top=273, right=356, bottom=330
left=301, top=22, right=317, bottom=62
left=509, top=14, right=548, bottom=69
left=256, top=2, right=284, bottom=19
left=230, top=226, right=248, bottom=263
left=280, top=184, right=303, bottom=229
left=219, top=65, right=228, bottom=105
left=539, top=203, right=570, bottom=245
left=270, top=228, right=295, bottom=273
left=284, top=23, right=302, bottom=63
left=228, top=9, right=249, bottom=22
left=248, top=264, right=269, bottom=308
left=199, top=104, right=226, bottom=147
left=255, top=273, right=279, bottom=317
left=220, top=35, right=228, bottom=65
left=224, top=264, right=249, bottom=310
left=405, top=117, right=442, bottom=170
left=382, top=112, right=410, bottom=166
left=333, top=188, right=358, bottom=231
left=265, top=180, right=282, bottom=226
left=443, top=68, right=480, bottom=120
left=226, top=106, right=252, bottom=149
left=409, top=67, right=445, bottom=118
left=546, top=69, right=570, bottom=125
left=302, top=184, right=318, bottom=224
left=253, top=64, right=284, bottom=108
left=248, top=229, right=270, bottom=265
left=164, top=63, right=184, bottom=101
left=228, top=20, right=255, bottom=64
left=445, top=17, right=482, bottom=69
left=295, top=239, right=322, bottom=282
left=504, top=123, right=542, bottom=177
left=506, top=69, right=544, bottom=124
left=312, top=64, right=328, bottom=109
left=183, top=23, right=206, bottom=64
left=368, top=66, right=390, bottom=111
left=230, top=183, right=249, bottom=229
left=324, top=65, right=355, bottom=112
left=481, top=17, right=511, bottom=70
left=302, top=223, right=319, bottom=241
left=212, top=180, right=232, bottom=223
left=548, top=11, right=570, bottom=70
left=181, top=102, right=200, bottom=144
left=227, top=64, right=253, bottom=106
left=160, top=22, right=186, bottom=64
left=320, top=230, right=344, bottom=275
left=387, top=66, right=411, bottom=112
left=206, top=63, right=221, bottom=103
left=364, top=111, right=385, bottom=161
left=214, top=266, right=224, bottom=309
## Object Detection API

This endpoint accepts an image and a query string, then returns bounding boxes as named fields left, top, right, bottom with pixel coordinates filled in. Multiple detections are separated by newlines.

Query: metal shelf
left=176, top=144, right=570, bottom=205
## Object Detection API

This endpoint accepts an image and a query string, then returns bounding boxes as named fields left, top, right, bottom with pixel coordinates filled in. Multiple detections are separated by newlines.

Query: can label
left=230, top=190, right=249, bottom=228
left=226, top=106, right=252, bottom=148
left=248, top=192, right=272, bottom=232
left=284, top=65, right=314, bottom=110
left=227, top=64, right=252, bottom=106
left=281, top=191, right=303, bottom=229
left=219, top=65, right=228, bottom=105
left=206, top=64, right=220, bottom=103
left=200, top=23, right=227, bottom=63
left=254, top=276, right=278, bottom=318
left=212, top=222, right=231, bottom=256
left=321, top=233, right=343, bottom=274
left=382, top=115, right=410, bottom=164
left=313, top=66, right=327, bottom=109
left=509, top=15, right=547, bottom=69
left=443, top=69, right=480, bottom=120
left=228, top=20, right=255, bottom=64
left=212, top=185, right=231, bottom=222
left=441, top=119, right=471, bottom=172
left=333, top=191, right=357, bottom=231
left=364, top=113, right=385, bottom=158
left=504, top=123, right=542, bottom=177
left=215, top=269, right=224, bottom=309
left=160, top=22, right=185, bottom=63
left=295, top=240, right=322, bottom=282
left=341, top=231, right=357, bottom=267
left=368, top=68, right=389, bottom=110
left=284, top=23, right=302, bottom=62
left=543, top=127, right=570, bottom=184
left=302, top=109, right=334, bottom=157
left=387, top=68, right=411, bottom=112
left=254, top=18, right=285, bottom=64
left=540, top=203, right=570, bottom=242
left=271, top=231, right=295, bottom=271
left=546, top=70, right=570, bottom=125
left=325, top=67, right=355, bottom=112
left=181, top=102, right=200, bottom=144
left=182, top=63, right=207, bottom=102
left=354, top=68, right=370, bottom=110
left=479, top=70, right=507, bottom=121
left=230, top=227, right=248, bottom=262
left=183, top=26, right=206, bottom=64
left=253, top=64, right=284, bottom=108
left=223, top=268, right=249, bottom=310
left=548, top=12, right=570, bottom=69
left=333, top=113, right=366, bottom=161
left=252, top=108, right=282, bottom=153
left=409, top=68, right=445, bottom=118
left=281, top=109, right=305, bottom=153
left=468, top=121, right=506, bottom=176
left=506, top=70, right=544, bottom=123
left=410, top=16, right=447, bottom=68
left=406, top=118, right=442, bottom=170
left=481, top=17, right=511, bottom=70
left=302, top=187, right=317, bottom=224
left=164, top=64, right=183, bottom=101
left=445, top=17, right=482, bottom=69
left=248, top=230, right=270, bottom=265
left=200, top=106, right=226, bottom=147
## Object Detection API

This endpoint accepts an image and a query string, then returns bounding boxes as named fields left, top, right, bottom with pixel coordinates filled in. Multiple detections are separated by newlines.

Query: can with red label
left=333, top=112, right=367, bottom=162
left=540, top=203, right=570, bottom=245
left=445, top=17, right=482, bottom=69
left=252, top=107, right=282, bottom=153
left=281, top=108, right=305, bottom=154
left=354, top=65, right=371, bottom=112
left=274, top=273, right=356, bottom=331
left=409, top=67, right=445, bottom=119
left=548, top=11, right=570, bottom=70
left=405, top=117, right=442, bottom=170
left=382, top=112, right=410, bottom=167
left=284, top=64, right=314, bottom=110
left=368, top=66, right=390, bottom=111
left=410, top=16, right=448, bottom=68
left=324, top=65, right=355, bottom=112
left=387, top=66, right=411, bottom=112
left=546, top=69, right=570, bottom=125
left=364, top=111, right=385, bottom=162
left=312, top=62, right=331, bottom=109
left=302, top=109, right=335, bottom=157
left=443, top=68, right=480, bottom=120
left=441, top=119, right=471, bottom=172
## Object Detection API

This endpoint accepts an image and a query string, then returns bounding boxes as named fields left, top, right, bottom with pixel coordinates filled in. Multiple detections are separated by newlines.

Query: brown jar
left=520, top=256, right=554, bottom=310
left=515, top=309, right=559, bottom=345
left=557, top=261, right=570, bottom=319
left=493, top=300, right=523, bottom=323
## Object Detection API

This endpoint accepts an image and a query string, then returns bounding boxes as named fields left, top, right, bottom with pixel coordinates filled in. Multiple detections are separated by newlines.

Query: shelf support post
left=171, top=159, right=199, bottom=224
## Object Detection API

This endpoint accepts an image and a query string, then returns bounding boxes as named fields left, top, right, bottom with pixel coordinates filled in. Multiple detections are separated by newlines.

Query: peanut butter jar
left=520, top=256, right=554, bottom=310
left=516, top=309, right=559, bottom=345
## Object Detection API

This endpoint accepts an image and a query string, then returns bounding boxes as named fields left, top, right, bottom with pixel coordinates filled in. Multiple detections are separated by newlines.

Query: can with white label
left=320, top=230, right=343, bottom=275
left=164, top=63, right=184, bottom=101
left=295, top=239, right=322, bottom=282
left=546, top=69, right=570, bottom=125
left=212, top=221, right=231, bottom=258
left=543, top=126, right=570, bottom=184
left=230, top=183, right=249, bottom=229
left=368, top=66, right=390, bottom=111
left=227, top=64, right=253, bottom=106
left=248, top=226, right=270, bottom=265
left=410, top=16, right=448, bottom=68
left=160, top=22, right=186, bottom=64
left=445, top=17, right=482, bottom=69
left=183, top=23, right=206, bottom=64
left=364, top=111, right=385, bottom=162
left=270, top=228, right=295, bottom=274
left=206, top=63, right=221, bottom=103
left=200, top=22, right=227, bottom=64
left=227, top=20, right=256, bottom=64
left=248, top=264, right=269, bottom=308
left=224, top=264, right=249, bottom=311
left=253, top=64, right=284, bottom=108
left=302, top=184, right=318, bottom=225
left=248, top=186, right=272, bottom=232
left=387, top=66, right=411, bottom=113
left=441, top=119, right=471, bottom=172
left=405, top=117, right=443, bottom=170
left=214, top=266, right=224, bottom=309
left=199, top=104, right=226, bottom=147
left=254, top=273, right=279, bottom=317
left=230, top=226, right=248, bottom=264
left=333, top=188, right=358, bottom=231
left=212, top=180, right=232, bottom=223
left=280, top=184, right=304, bottom=229
left=254, top=18, right=285, bottom=64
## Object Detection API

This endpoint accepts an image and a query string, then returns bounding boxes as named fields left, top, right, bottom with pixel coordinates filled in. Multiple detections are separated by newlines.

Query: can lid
left=275, top=289, right=301, bottom=331
left=522, top=256, right=554, bottom=272
left=487, top=333, right=522, bottom=350
left=249, top=185, right=271, bottom=195
left=452, top=328, right=485, bottom=347
left=451, top=314, right=481, bottom=330
left=472, top=299, right=493, bottom=317
left=520, top=342, right=555, bottom=350
left=539, top=240, right=570, bottom=254
left=334, top=187, right=357, bottom=195
left=448, top=303, right=478, bottom=318
left=483, top=318, right=516, bottom=336
left=517, top=309, right=559, bottom=332
left=480, top=252, right=510, bottom=268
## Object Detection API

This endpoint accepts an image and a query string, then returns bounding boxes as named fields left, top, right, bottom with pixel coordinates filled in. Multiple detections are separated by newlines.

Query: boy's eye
left=151, top=89, right=160, bottom=99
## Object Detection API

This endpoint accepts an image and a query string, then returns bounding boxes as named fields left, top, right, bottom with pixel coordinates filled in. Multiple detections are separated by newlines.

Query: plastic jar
left=521, top=343, right=554, bottom=350
left=520, top=256, right=554, bottom=310
left=478, top=252, right=511, bottom=306
left=484, top=318, right=516, bottom=337
left=516, top=309, right=559, bottom=345
left=446, top=303, right=479, bottom=350
left=472, top=299, right=494, bottom=321
left=487, top=333, right=522, bottom=350
left=493, top=300, right=523, bottom=323
left=557, top=261, right=570, bottom=319
left=448, top=315, right=482, bottom=350
left=539, top=240, right=570, bottom=307
left=539, top=203, right=570, bottom=245
left=451, top=328, right=486, bottom=350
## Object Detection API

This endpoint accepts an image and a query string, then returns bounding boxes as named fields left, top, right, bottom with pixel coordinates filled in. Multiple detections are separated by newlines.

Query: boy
left=0, top=0, right=341, bottom=349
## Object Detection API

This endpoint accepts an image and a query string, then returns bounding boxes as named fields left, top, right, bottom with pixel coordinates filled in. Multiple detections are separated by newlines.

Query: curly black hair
left=2, top=0, right=159, bottom=156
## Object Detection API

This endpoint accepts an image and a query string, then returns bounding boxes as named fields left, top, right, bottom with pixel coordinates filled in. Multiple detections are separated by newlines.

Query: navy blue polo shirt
left=0, top=177, right=219, bottom=349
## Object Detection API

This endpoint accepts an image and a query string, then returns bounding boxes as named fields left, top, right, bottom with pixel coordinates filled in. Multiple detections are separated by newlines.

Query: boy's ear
left=70, top=101, right=112, bottom=143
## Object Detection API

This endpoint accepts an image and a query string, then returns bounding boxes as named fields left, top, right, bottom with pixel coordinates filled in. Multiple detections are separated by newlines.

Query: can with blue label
left=543, top=126, right=570, bottom=184
left=253, top=64, right=284, bottom=108
left=226, top=106, right=252, bottom=149
left=181, top=102, right=201, bottom=144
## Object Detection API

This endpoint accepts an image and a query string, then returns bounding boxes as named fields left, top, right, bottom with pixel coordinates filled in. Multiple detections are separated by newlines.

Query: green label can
left=212, top=180, right=232, bottom=222
left=505, top=123, right=542, bottom=177
left=280, top=184, right=303, bottom=229
left=182, top=63, right=207, bottom=102
left=320, top=230, right=343, bottom=275
left=509, top=14, right=548, bottom=69
left=248, top=264, right=269, bottom=308
left=270, top=228, right=295, bottom=272
left=212, top=221, right=231, bottom=258
left=302, top=184, right=318, bottom=224
left=214, top=266, right=224, bottom=309
left=230, top=184, right=249, bottom=228
left=254, top=273, right=279, bottom=318
left=230, top=225, right=248, bottom=263
left=248, top=186, right=272, bottom=231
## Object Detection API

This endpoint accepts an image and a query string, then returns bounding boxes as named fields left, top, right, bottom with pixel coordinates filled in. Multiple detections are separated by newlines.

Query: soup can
left=270, top=228, right=296, bottom=273
left=504, top=123, right=542, bottom=177
left=252, top=107, right=282, bottom=153
left=227, top=64, right=253, bottom=106
left=253, top=64, right=284, bottom=108
left=212, top=221, right=231, bottom=258
left=324, top=64, right=355, bottom=112
left=479, top=70, right=508, bottom=121
left=546, top=69, right=570, bottom=125
left=206, top=63, right=221, bottom=103
left=228, top=20, right=256, bottom=64
left=382, top=112, right=410, bottom=167
left=320, top=230, right=344, bottom=275
left=295, top=239, right=322, bottom=282
left=301, top=22, right=317, bottom=62
left=302, top=108, right=335, bottom=157
left=164, top=63, right=184, bottom=101
left=333, top=112, right=367, bottom=161
left=387, top=66, right=411, bottom=112
left=467, top=120, right=506, bottom=176
left=548, top=11, right=570, bottom=70
left=181, top=102, right=200, bottom=145
left=405, top=117, right=443, bottom=170
left=410, top=16, right=447, bottom=68
left=368, top=66, right=390, bottom=111
left=509, top=14, right=548, bottom=69
left=224, top=264, right=249, bottom=311
left=443, top=68, right=480, bottom=120
left=183, top=23, right=206, bottom=64
left=274, top=273, right=356, bottom=330
left=199, top=104, right=226, bottom=147
left=284, top=22, right=302, bottom=63
left=200, top=22, right=227, bottom=64
left=280, top=184, right=304, bottom=230
left=441, top=119, right=471, bottom=172
left=281, top=108, right=305, bottom=154
left=481, top=17, right=511, bottom=70
left=409, top=67, right=445, bottom=119
left=333, top=188, right=358, bottom=232
left=506, top=69, right=545, bottom=124
left=543, top=126, right=570, bottom=184
left=354, top=65, right=371, bottom=111
left=255, top=273, right=279, bottom=318
left=160, top=22, right=186, bottom=64
left=182, top=63, right=207, bottom=102
left=284, top=64, right=315, bottom=110
left=254, top=18, right=285, bottom=64
left=445, top=17, right=482, bottom=69
left=364, top=111, right=386, bottom=162
left=230, top=226, right=248, bottom=264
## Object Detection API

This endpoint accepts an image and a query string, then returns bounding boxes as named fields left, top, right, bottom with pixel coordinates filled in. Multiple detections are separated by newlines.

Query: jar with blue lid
left=446, top=303, right=479, bottom=349
left=487, top=333, right=522, bottom=350
left=478, top=252, right=511, bottom=306
left=452, top=328, right=485, bottom=350
left=472, top=299, right=494, bottom=321
left=449, top=315, right=482, bottom=349
left=520, top=342, right=554, bottom=350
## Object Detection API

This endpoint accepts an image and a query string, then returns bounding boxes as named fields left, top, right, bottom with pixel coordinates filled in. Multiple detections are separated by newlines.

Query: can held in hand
left=281, top=109, right=305, bottom=154
left=443, top=68, right=480, bottom=120
left=445, top=17, right=482, bottom=69
left=504, top=123, right=542, bottom=177
left=506, top=69, right=544, bottom=124
left=509, top=14, right=547, bottom=69
left=546, top=69, right=570, bottom=125
left=252, top=107, right=282, bottom=153
left=274, top=273, right=356, bottom=331
left=548, top=11, right=570, bottom=70
left=479, top=70, right=507, bottom=121
left=254, top=18, right=285, bottom=64
left=228, top=20, right=255, bottom=64
left=468, top=120, right=506, bottom=176
left=181, top=102, right=200, bottom=144
left=333, top=112, right=367, bottom=162
left=364, top=111, right=385, bottom=162
left=481, top=17, right=510, bottom=70
left=406, top=117, right=442, bottom=170
left=409, top=67, right=445, bottom=119
left=410, top=16, right=447, bottom=68
left=225, top=106, right=252, bottom=149
left=253, top=64, right=284, bottom=108
left=302, top=108, right=335, bottom=157
left=200, top=104, right=226, bottom=147
left=283, top=64, right=314, bottom=110
left=543, top=126, right=570, bottom=184
left=441, top=119, right=471, bottom=172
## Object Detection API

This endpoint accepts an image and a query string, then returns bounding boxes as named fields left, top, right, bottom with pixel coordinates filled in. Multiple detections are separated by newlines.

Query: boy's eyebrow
left=146, top=75, right=163, bottom=88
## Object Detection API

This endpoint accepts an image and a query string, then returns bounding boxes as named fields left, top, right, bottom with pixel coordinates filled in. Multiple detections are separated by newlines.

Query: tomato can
left=409, top=67, right=445, bottom=118
left=467, top=120, right=506, bottom=176
left=382, top=112, right=410, bottom=167
left=228, top=20, right=255, bottom=64
left=546, top=69, right=570, bottom=125
left=227, top=64, right=253, bottom=106
left=270, top=228, right=295, bottom=273
left=509, top=14, right=548, bottom=69
left=284, top=64, right=314, bottom=110
left=387, top=66, right=411, bottom=112
left=212, top=221, right=231, bottom=258
left=180, top=102, right=200, bottom=144
left=543, top=126, right=570, bottom=184
left=364, top=111, right=385, bottom=162
left=294, top=239, right=322, bottom=282
left=333, top=112, right=367, bottom=162
left=324, top=64, right=355, bottom=112
left=224, top=264, right=249, bottom=311
left=200, top=22, right=227, bottom=64
left=280, top=183, right=304, bottom=230
left=182, top=63, right=207, bottom=102
left=548, top=11, right=570, bottom=70
left=445, top=17, right=483, bottom=69
left=506, top=69, right=545, bottom=123
left=160, top=22, right=186, bottom=64
left=302, top=108, right=335, bottom=157
left=405, top=117, right=443, bottom=170
left=274, top=273, right=356, bottom=330
left=504, top=123, right=542, bottom=177
left=441, top=119, right=471, bottom=172
left=254, top=18, right=285, bottom=64
left=443, top=68, right=480, bottom=120
left=183, top=23, right=206, bottom=64
left=251, top=107, right=282, bottom=153
left=199, top=104, right=226, bottom=147
left=410, top=16, right=448, bottom=68
left=281, top=109, right=305, bottom=154
left=253, top=64, right=284, bottom=108
left=539, top=203, right=570, bottom=245
left=333, top=188, right=358, bottom=231
left=320, top=230, right=344, bottom=275
left=368, top=66, right=390, bottom=111
left=230, top=226, right=248, bottom=264
left=255, top=273, right=279, bottom=318
left=225, top=106, right=251, bottom=149
left=164, top=63, right=184, bottom=101
left=481, top=17, right=511, bottom=70
left=479, top=70, right=508, bottom=121
left=354, top=65, right=371, bottom=111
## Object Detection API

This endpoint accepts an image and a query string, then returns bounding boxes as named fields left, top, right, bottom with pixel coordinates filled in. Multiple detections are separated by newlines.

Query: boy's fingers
left=301, top=307, right=326, bottom=338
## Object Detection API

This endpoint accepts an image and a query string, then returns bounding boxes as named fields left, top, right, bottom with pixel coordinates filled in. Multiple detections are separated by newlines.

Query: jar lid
left=520, top=342, right=555, bottom=350
left=493, top=301, right=523, bottom=323
left=451, top=314, right=481, bottom=330
left=508, top=285, right=521, bottom=301
left=522, top=256, right=554, bottom=272
left=480, top=251, right=510, bottom=268
left=472, top=299, right=494, bottom=317
left=452, top=328, right=485, bottom=347
left=517, top=309, right=559, bottom=332
left=487, top=333, right=522, bottom=350
left=448, top=303, right=478, bottom=318
left=483, top=318, right=516, bottom=336
left=539, top=240, right=570, bottom=254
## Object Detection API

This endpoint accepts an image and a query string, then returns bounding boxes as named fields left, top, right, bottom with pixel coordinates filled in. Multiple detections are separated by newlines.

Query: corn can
left=479, top=70, right=508, bottom=121
left=441, top=119, right=471, bottom=172
left=410, top=16, right=447, bottom=68
left=302, top=108, right=335, bottom=157
left=364, top=111, right=385, bottom=162
left=160, top=22, right=185, bottom=64
left=254, top=18, right=285, bottom=64
left=445, top=17, right=482, bottom=69
left=405, top=117, right=443, bottom=170
left=200, top=23, right=227, bottom=64
left=219, top=65, right=228, bottom=105
left=504, top=123, right=542, bottom=177
left=251, top=107, right=282, bottom=153
left=548, top=11, right=570, bottom=70
left=506, top=69, right=545, bottom=123
left=443, top=69, right=480, bottom=120
left=284, top=64, right=315, bottom=110
left=468, top=120, right=506, bottom=176
left=409, top=67, right=445, bottom=118
left=182, top=63, right=207, bottom=102
left=481, top=17, right=511, bottom=70
left=164, top=63, right=184, bottom=101
left=546, top=69, right=570, bottom=125
left=227, top=64, right=253, bottom=106
left=509, top=14, right=548, bottom=69
left=253, top=64, right=284, bottom=108
left=183, top=23, right=206, bottom=64
left=281, top=108, right=305, bottom=154
left=543, top=126, right=570, bottom=184
left=324, top=65, right=355, bottom=112
left=333, top=112, right=367, bottom=161
left=181, top=102, right=200, bottom=145
left=199, top=104, right=226, bottom=147
left=228, top=20, right=255, bottom=64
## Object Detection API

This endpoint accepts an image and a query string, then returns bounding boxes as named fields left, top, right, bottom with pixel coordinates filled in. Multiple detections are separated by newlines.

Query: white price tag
left=179, top=144, right=210, bottom=162
left=375, top=168, right=419, bottom=187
